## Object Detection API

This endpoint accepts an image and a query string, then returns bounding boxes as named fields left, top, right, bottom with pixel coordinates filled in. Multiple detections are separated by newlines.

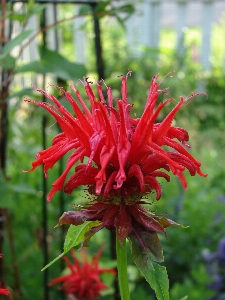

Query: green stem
left=116, top=236, right=131, bottom=300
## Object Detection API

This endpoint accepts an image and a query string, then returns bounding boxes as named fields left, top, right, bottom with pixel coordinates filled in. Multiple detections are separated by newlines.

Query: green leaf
left=141, top=231, right=164, bottom=263
left=180, top=297, right=188, bottom=300
left=78, top=4, right=91, bottom=15
left=109, top=4, right=135, bottom=17
left=10, top=183, right=37, bottom=194
left=15, top=46, right=87, bottom=81
left=1, top=30, right=33, bottom=57
left=6, top=3, right=46, bottom=23
left=15, top=61, right=46, bottom=73
left=7, top=13, right=28, bottom=23
left=64, top=221, right=100, bottom=253
left=129, top=234, right=169, bottom=300
left=156, top=217, right=188, bottom=229
left=96, top=1, right=110, bottom=13
left=6, top=88, right=38, bottom=101
left=0, top=55, right=16, bottom=69
left=41, top=220, right=100, bottom=271
left=27, top=4, right=47, bottom=18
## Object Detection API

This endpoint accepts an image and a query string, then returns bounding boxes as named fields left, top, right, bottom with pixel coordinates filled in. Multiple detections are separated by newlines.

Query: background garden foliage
left=1, top=1, right=225, bottom=299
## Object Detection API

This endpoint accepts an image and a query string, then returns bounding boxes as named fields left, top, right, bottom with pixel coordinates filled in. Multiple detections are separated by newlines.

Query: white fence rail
left=125, top=0, right=225, bottom=70
left=9, top=0, right=225, bottom=87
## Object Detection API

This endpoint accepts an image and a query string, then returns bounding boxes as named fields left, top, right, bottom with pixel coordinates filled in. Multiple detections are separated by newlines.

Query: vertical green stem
left=116, top=236, right=131, bottom=300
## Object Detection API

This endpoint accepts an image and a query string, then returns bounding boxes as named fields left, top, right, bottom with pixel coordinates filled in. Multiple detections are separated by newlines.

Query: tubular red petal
left=145, top=74, right=159, bottom=109
left=107, top=86, right=113, bottom=107
left=121, top=76, right=128, bottom=103
left=151, top=171, right=170, bottom=182
left=47, top=147, right=86, bottom=201
left=69, top=83, right=93, bottom=121
left=115, top=101, right=131, bottom=186
left=142, top=154, right=171, bottom=174
left=24, top=99, right=76, bottom=140
left=168, top=152, right=197, bottom=176
left=128, top=164, right=145, bottom=193
left=103, top=171, right=118, bottom=199
left=130, top=98, right=173, bottom=162
left=97, top=82, right=105, bottom=103
left=153, top=97, right=184, bottom=144
left=64, top=91, right=94, bottom=135
left=64, top=166, right=98, bottom=194
left=43, top=140, right=78, bottom=176
left=84, top=79, right=96, bottom=106
left=167, top=126, right=190, bottom=146
left=147, top=143, right=185, bottom=173
left=144, top=176, right=162, bottom=200
left=176, top=170, right=188, bottom=189
left=164, top=137, right=203, bottom=169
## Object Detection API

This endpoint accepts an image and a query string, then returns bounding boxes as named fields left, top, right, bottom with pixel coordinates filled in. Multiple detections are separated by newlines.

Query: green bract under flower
left=24, top=72, right=207, bottom=244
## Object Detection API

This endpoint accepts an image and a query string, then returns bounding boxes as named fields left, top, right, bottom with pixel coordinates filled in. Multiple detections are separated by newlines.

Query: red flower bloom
left=0, top=255, right=13, bottom=299
left=48, top=248, right=116, bottom=300
left=0, top=287, right=12, bottom=299
left=25, top=72, right=207, bottom=243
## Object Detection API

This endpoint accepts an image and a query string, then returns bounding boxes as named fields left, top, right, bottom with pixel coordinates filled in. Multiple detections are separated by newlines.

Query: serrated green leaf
left=41, top=220, right=100, bottom=271
left=1, top=30, right=33, bottom=56
left=64, top=221, right=100, bottom=253
left=129, top=234, right=169, bottom=300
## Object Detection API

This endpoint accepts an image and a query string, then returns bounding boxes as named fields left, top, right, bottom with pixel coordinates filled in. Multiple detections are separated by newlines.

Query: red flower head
left=24, top=72, right=207, bottom=244
left=0, top=287, right=13, bottom=299
left=0, top=255, right=13, bottom=299
left=48, top=248, right=116, bottom=300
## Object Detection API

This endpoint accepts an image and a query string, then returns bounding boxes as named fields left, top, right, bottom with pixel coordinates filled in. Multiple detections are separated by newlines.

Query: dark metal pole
left=91, top=2, right=105, bottom=80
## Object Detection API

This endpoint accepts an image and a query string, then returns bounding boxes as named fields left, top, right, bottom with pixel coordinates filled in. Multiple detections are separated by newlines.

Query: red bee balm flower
left=0, top=287, right=13, bottom=299
left=25, top=72, right=207, bottom=244
left=0, top=255, right=13, bottom=299
left=48, top=248, right=116, bottom=300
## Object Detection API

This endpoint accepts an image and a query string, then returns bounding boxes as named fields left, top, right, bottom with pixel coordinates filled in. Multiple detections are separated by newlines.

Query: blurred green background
left=1, top=1, right=225, bottom=299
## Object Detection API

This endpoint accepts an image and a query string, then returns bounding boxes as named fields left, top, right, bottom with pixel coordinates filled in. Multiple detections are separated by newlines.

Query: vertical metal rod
left=0, top=0, right=14, bottom=288
left=0, top=0, right=12, bottom=174
left=40, top=8, right=50, bottom=300
left=91, top=3, right=105, bottom=80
